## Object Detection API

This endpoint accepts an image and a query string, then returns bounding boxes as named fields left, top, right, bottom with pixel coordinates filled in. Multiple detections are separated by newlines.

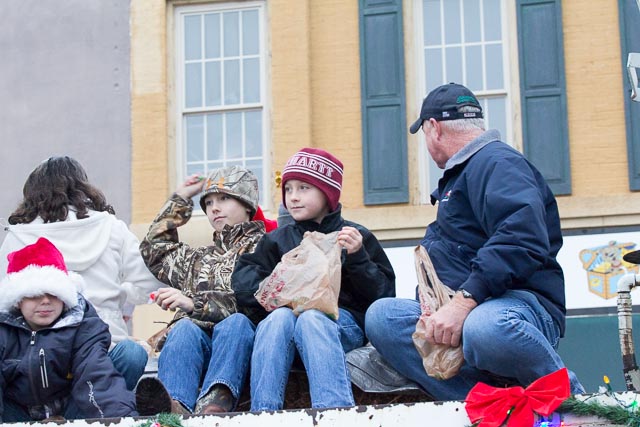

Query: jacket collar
left=430, top=129, right=502, bottom=205
left=213, top=220, right=265, bottom=248
left=294, top=203, right=344, bottom=234
left=443, top=129, right=502, bottom=172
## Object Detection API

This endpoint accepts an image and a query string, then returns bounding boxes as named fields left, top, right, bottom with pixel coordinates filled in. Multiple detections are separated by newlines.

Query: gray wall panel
left=0, top=0, right=132, bottom=238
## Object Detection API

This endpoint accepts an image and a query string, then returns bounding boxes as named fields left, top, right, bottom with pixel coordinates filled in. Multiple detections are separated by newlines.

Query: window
left=175, top=2, right=268, bottom=206
left=416, top=0, right=510, bottom=193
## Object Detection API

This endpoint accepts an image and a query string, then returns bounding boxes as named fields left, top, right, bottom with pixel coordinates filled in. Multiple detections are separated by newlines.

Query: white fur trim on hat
left=0, top=265, right=84, bottom=311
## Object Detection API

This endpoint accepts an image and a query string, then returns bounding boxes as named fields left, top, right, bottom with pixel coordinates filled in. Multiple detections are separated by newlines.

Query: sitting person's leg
left=158, top=318, right=212, bottom=412
left=294, top=308, right=364, bottom=409
left=108, top=339, right=148, bottom=390
left=250, top=307, right=297, bottom=411
left=366, top=297, right=492, bottom=401
left=463, top=290, right=585, bottom=394
left=195, top=313, right=256, bottom=414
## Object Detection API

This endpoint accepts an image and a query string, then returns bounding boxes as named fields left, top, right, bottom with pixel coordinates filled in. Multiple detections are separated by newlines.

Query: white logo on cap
left=442, top=111, right=450, bottom=118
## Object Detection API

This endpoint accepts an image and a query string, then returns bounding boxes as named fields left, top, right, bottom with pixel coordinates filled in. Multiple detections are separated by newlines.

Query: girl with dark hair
left=0, top=156, right=164, bottom=390
left=7, top=156, right=115, bottom=224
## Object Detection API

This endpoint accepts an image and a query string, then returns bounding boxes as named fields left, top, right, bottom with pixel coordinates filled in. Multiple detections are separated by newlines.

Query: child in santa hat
left=0, top=238, right=136, bottom=422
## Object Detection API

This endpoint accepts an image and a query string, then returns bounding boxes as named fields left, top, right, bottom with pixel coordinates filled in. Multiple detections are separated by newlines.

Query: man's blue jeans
left=158, top=315, right=254, bottom=411
left=365, top=291, right=585, bottom=401
left=109, top=339, right=148, bottom=390
left=251, top=307, right=364, bottom=411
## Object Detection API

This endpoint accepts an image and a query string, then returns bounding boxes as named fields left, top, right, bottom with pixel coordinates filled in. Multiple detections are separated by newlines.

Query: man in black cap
left=365, top=83, right=584, bottom=400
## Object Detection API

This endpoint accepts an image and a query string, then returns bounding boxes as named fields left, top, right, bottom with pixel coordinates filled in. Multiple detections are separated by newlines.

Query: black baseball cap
left=409, top=83, right=483, bottom=134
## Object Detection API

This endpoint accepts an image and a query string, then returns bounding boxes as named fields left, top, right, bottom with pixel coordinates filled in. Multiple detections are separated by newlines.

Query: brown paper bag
left=254, top=231, right=341, bottom=320
left=411, top=245, right=464, bottom=380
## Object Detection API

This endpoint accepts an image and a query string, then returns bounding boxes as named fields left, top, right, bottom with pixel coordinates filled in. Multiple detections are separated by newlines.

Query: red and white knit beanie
left=281, top=148, right=344, bottom=212
left=0, top=237, right=83, bottom=311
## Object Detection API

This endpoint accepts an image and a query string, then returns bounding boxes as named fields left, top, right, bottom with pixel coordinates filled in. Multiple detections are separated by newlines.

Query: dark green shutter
left=517, top=0, right=571, bottom=195
left=359, top=0, right=408, bottom=205
left=619, top=0, right=640, bottom=190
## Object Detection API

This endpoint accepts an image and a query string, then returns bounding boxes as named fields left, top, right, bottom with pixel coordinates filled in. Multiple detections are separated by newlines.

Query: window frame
left=173, top=0, right=270, bottom=210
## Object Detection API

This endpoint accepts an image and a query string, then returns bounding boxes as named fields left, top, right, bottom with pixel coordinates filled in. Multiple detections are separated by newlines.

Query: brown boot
left=194, top=384, right=234, bottom=414
left=171, top=399, right=191, bottom=415
left=136, top=377, right=172, bottom=416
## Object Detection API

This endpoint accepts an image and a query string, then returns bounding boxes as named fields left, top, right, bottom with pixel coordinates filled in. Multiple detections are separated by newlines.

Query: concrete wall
left=0, top=0, right=132, bottom=230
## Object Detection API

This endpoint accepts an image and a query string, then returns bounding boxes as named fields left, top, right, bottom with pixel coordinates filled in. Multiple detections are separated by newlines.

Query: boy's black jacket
left=232, top=205, right=396, bottom=328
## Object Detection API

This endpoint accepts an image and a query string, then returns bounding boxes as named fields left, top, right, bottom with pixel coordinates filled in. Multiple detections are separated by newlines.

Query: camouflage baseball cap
left=199, top=165, right=259, bottom=217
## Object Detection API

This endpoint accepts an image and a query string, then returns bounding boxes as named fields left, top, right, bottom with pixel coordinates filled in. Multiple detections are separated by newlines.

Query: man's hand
left=154, top=287, right=194, bottom=314
left=425, top=292, right=477, bottom=347
left=175, top=174, right=205, bottom=200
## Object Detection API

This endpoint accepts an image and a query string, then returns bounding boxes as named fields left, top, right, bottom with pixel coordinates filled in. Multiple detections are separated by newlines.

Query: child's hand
left=175, top=174, right=205, bottom=200
left=154, top=287, right=194, bottom=314
left=338, top=226, right=363, bottom=255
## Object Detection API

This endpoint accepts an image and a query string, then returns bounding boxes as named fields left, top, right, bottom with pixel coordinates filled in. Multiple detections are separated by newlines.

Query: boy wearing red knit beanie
left=232, top=147, right=396, bottom=411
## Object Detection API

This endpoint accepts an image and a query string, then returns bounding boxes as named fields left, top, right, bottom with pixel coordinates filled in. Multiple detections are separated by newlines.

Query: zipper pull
left=30, top=331, right=36, bottom=345
left=39, top=348, right=49, bottom=388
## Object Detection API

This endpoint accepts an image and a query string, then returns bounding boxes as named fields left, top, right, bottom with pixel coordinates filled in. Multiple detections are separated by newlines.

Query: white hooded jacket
left=0, top=209, right=163, bottom=346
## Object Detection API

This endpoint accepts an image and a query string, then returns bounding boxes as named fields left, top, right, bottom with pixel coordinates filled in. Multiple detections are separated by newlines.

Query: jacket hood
left=2, top=210, right=114, bottom=272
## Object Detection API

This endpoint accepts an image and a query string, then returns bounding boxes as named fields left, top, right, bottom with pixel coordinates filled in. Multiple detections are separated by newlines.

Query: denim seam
left=198, top=379, right=239, bottom=401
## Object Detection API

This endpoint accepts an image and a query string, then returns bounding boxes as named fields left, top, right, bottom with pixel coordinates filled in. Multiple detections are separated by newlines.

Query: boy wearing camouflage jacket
left=137, top=166, right=268, bottom=415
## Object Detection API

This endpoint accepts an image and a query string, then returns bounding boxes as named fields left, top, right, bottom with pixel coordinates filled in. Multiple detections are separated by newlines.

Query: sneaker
left=194, top=384, right=234, bottom=414
left=136, top=377, right=172, bottom=416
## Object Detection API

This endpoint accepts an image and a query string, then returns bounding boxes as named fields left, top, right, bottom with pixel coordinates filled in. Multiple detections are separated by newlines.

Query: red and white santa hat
left=0, top=237, right=83, bottom=311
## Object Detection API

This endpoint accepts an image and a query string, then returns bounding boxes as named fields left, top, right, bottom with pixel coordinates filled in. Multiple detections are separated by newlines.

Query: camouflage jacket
left=140, top=194, right=265, bottom=334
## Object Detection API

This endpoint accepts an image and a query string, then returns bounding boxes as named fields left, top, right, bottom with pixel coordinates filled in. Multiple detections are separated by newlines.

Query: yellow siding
left=308, top=0, right=363, bottom=209
left=269, top=0, right=312, bottom=203
left=131, top=0, right=170, bottom=224
left=563, top=0, right=628, bottom=197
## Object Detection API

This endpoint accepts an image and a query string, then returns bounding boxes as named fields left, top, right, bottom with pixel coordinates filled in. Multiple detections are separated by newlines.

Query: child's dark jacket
left=0, top=294, right=136, bottom=421
left=232, top=205, right=396, bottom=327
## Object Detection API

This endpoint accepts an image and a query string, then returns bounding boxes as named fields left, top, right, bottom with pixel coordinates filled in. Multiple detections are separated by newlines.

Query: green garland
left=557, top=397, right=640, bottom=426
left=467, top=396, right=640, bottom=427
left=136, top=413, right=184, bottom=427
left=139, top=396, right=640, bottom=427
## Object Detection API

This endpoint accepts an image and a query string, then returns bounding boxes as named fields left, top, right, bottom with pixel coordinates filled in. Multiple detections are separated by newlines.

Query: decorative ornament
left=465, top=368, right=570, bottom=427
left=275, top=170, right=282, bottom=188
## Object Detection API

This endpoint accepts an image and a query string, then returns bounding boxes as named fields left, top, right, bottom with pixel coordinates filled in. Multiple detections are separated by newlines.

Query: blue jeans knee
left=109, top=339, right=148, bottom=390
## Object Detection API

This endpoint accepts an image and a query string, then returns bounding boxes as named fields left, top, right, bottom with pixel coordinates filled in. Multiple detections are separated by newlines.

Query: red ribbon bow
left=465, top=368, right=570, bottom=427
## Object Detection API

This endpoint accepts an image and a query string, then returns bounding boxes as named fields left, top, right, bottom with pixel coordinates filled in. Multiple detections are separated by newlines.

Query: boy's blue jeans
left=158, top=315, right=254, bottom=411
left=109, top=339, right=148, bottom=390
left=365, top=290, right=585, bottom=401
left=251, top=307, right=364, bottom=411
